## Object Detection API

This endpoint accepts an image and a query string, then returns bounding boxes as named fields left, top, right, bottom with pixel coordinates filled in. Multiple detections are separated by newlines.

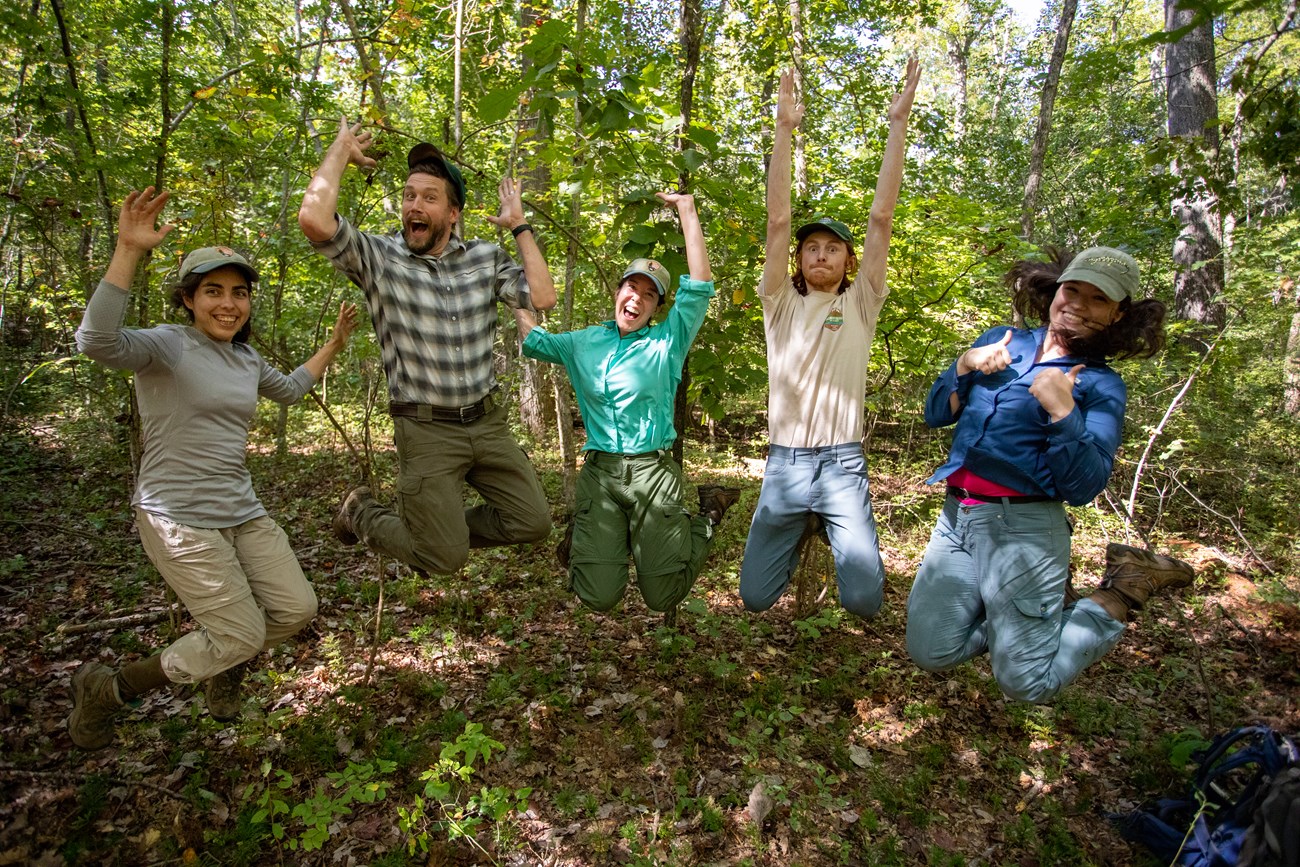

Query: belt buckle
left=459, top=403, right=474, bottom=422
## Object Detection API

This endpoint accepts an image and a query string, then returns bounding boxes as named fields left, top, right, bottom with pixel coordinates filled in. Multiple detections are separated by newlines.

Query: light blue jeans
left=739, top=443, right=885, bottom=619
left=905, top=494, right=1126, bottom=702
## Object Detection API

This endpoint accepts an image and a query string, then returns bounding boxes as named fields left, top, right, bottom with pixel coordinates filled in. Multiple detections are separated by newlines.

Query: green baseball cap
left=621, top=258, right=670, bottom=301
left=1058, top=246, right=1139, bottom=301
left=795, top=217, right=854, bottom=246
left=179, top=246, right=258, bottom=283
left=407, top=142, right=467, bottom=210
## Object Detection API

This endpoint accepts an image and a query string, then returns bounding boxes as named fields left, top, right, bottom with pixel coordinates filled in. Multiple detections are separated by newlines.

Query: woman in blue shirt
left=905, top=247, right=1193, bottom=702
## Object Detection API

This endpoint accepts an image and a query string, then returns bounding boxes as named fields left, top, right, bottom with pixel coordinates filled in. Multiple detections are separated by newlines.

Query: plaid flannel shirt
left=313, top=216, right=532, bottom=406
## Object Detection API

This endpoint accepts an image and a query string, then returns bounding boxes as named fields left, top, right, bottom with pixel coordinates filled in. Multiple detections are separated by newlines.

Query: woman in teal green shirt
left=517, top=192, right=739, bottom=618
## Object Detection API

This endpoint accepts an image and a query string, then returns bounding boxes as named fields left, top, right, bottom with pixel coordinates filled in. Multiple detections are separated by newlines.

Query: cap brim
left=188, top=260, right=259, bottom=283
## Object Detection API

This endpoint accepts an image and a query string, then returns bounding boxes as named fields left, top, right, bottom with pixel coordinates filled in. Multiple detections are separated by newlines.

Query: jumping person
left=905, top=247, right=1195, bottom=702
left=739, top=61, right=921, bottom=619
left=69, top=187, right=358, bottom=749
left=299, top=119, right=556, bottom=575
left=515, top=192, right=740, bottom=620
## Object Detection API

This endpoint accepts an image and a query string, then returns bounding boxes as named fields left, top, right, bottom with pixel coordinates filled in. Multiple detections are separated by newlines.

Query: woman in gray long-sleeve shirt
left=67, top=187, right=358, bottom=750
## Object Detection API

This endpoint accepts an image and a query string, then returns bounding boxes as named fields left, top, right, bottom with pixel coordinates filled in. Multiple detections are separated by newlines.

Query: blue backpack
left=1112, top=726, right=1300, bottom=867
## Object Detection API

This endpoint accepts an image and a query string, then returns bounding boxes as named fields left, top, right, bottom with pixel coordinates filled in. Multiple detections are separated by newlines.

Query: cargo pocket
left=1012, top=592, right=1062, bottom=621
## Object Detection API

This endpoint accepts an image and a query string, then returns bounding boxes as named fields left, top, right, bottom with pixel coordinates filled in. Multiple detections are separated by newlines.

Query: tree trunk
left=1283, top=278, right=1300, bottom=416
left=1165, top=0, right=1225, bottom=326
left=789, top=0, right=807, bottom=196
left=672, top=0, right=704, bottom=468
left=1020, top=0, right=1077, bottom=243
left=513, top=0, right=551, bottom=441
left=553, top=0, right=588, bottom=509
left=338, top=0, right=389, bottom=121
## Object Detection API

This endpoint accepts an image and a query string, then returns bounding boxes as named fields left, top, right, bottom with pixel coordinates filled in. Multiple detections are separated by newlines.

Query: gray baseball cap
left=179, top=246, right=258, bottom=283
left=1058, top=246, right=1139, bottom=301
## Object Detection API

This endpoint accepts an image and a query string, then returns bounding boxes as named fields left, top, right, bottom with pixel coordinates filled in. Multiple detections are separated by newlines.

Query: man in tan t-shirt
left=739, top=61, right=920, bottom=619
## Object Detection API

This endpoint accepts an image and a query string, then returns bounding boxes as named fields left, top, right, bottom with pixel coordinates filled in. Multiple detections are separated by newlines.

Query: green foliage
left=244, top=758, right=396, bottom=853
left=397, top=722, right=532, bottom=856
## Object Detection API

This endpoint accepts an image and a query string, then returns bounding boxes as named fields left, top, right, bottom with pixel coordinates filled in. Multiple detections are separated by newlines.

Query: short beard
left=402, top=219, right=449, bottom=255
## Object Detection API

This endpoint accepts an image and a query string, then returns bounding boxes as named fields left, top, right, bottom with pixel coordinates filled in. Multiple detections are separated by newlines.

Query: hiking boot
left=663, top=606, right=678, bottom=628
left=204, top=662, right=247, bottom=722
left=698, top=485, right=741, bottom=525
left=556, top=520, right=574, bottom=570
left=332, top=486, right=371, bottom=546
left=1090, top=543, right=1195, bottom=620
left=68, top=662, right=123, bottom=750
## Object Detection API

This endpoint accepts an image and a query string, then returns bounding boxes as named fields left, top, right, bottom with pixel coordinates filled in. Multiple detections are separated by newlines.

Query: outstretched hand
left=888, top=56, right=921, bottom=125
left=1029, top=363, right=1085, bottom=422
left=655, top=190, right=696, bottom=212
left=329, top=301, right=360, bottom=349
left=330, top=116, right=376, bottom=172
left=958, top=329, right=1013, bottom=376
left=776, top=68, right=805, bottom=131
left=117, top=187, right=175, bottom=254
left=486, top=177, right=526, bottom=230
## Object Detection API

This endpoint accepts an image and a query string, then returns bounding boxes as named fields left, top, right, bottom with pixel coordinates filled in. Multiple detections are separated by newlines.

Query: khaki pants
left=135, top=510, right=317, bottom=684
left=353, top=404, right=551, bottom=575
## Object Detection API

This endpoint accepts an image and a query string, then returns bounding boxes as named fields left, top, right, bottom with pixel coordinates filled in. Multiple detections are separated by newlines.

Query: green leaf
left=479, top=85, right=525, bottom=124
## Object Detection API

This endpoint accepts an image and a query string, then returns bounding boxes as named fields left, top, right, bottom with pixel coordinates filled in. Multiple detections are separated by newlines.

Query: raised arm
left=105, top=187, right=175, bottom=288
left=761, top=68, right=804, bottom=297
left=859, top=57, right=920, bottom=295
left=298, top=118, right=376, bottom=243
left=657, top=191, right=711, bottom=283
left=485, top=177, right=557, bottom=311
left=301, top=302, right=360, bottom=380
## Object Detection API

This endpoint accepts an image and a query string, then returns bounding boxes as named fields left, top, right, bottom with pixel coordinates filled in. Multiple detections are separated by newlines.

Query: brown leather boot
left=1091, top=543, right=1195, bottom=620
left=555, top=520, right=574, bottom=569
left=205, top=662, right=248, bottom=722
left=332, top=486, right=372, bottom=545
left=68, top=662, right=123, bottom=750
left=698, top=485, right=741, bottom=525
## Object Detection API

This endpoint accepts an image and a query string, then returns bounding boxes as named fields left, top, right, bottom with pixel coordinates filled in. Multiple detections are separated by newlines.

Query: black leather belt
left=947, top=486, right=1054, bottom=504
left=389, top=393, right=495, bottom=423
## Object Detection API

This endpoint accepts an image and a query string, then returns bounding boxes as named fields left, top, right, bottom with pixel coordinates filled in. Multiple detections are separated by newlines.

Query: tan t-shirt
left=759, top=270, right=888, bottom=448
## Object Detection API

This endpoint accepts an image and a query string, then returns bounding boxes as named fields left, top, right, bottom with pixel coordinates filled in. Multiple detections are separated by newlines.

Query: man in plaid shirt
left=299, top=118, right=556, bottom=576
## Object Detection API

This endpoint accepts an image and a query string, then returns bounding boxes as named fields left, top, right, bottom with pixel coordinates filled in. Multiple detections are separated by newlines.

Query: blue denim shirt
left=924, top=326, right=1126, bottom=506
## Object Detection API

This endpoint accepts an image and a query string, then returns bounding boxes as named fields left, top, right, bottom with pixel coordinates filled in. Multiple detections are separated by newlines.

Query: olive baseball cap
left=407, top=142, right=467, bottom=209
left=1058, top=246, right=1139, bottom=301
left=179, top=246, right=258, bottom=283
left=621, top=258, right=670, bottom=301
left=795, top=217, right=854, bottom=246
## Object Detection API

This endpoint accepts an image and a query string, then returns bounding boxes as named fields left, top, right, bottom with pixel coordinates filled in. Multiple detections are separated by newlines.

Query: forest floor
left=1, top=418, right=1298, bottom=866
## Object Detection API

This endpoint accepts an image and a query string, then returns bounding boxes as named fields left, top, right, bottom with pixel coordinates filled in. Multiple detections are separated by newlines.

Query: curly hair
left=170, top=268, right=254, bottom=345
left=1006, top=248, right=1166, bottom=360
left=792, top=236, right=858, bottom=296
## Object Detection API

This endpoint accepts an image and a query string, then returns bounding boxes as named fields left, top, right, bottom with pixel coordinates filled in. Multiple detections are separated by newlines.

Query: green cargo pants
left=569, top=450, right=714, bottom=612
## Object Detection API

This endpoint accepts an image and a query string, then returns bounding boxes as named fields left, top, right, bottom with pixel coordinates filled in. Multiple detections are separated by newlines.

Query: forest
left=1, top=0, right=1298, bottom=862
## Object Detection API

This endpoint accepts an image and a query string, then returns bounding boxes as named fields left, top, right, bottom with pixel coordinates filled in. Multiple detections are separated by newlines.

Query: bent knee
left=741, top=592, right=777, bottom=613
left=512, top=513, right=553, bottom=544
left=840, top=589, right=883, bottom=621
left=906, top=631, right=958, bottom=673
left=993, top=671, right=1061, bottom=704
left=411, top=545, right=470, bottom=576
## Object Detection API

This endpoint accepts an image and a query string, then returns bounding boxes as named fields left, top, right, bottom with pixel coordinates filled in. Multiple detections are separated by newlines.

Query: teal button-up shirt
left=522, top=275, right=715, bottom=454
